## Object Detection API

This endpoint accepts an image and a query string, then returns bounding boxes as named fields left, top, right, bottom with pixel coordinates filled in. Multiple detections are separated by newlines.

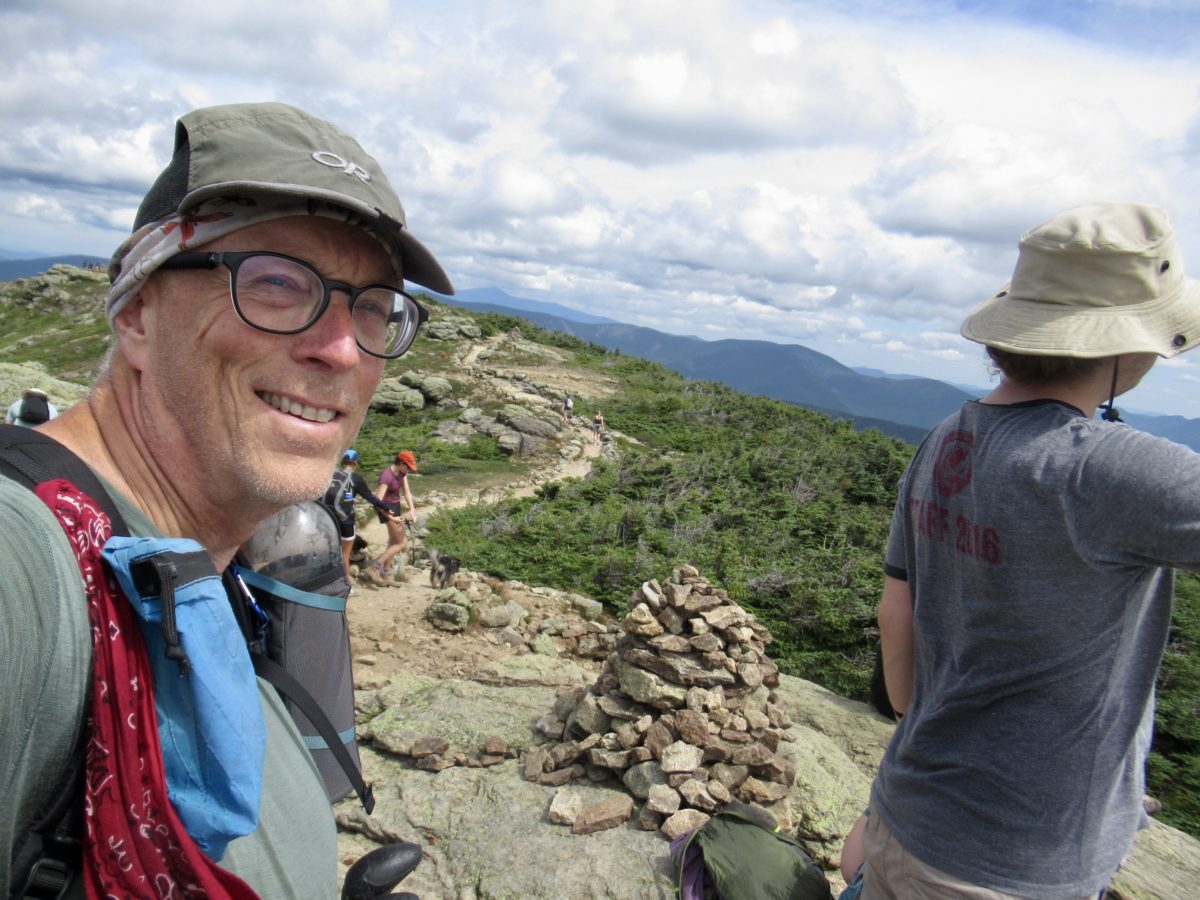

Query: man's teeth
left=261, top=391, right=336, bottom=423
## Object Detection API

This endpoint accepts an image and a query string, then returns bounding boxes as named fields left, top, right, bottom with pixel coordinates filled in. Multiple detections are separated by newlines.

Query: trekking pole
left=341, top=841, right=422, bottom=900
left=405, top=519, right=416, bottom=567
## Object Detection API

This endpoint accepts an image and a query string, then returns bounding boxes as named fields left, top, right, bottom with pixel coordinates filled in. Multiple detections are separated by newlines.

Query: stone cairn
left=521, top=565, right=796, bottom=838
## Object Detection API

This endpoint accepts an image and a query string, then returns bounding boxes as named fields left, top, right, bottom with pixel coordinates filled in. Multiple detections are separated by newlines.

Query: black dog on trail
left=429, top=550, right=461, bottom=589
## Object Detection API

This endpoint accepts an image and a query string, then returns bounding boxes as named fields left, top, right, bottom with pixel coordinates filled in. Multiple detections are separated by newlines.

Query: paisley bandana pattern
left=34, top=477, right=258, bottom=899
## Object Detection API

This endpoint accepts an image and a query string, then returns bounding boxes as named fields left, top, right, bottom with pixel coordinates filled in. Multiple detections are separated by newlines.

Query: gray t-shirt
left=873, top=400, right=1200, bottom=898
left=0, top=474, right=337, bottom=898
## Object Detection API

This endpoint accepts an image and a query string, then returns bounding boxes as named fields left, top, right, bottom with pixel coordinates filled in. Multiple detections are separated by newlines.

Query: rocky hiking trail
left=331, top=325, right=1198, bottom=899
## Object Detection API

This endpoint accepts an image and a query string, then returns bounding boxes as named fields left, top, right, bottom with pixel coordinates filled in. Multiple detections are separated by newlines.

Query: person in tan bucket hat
left=855, top=204, right=1200, bottom=899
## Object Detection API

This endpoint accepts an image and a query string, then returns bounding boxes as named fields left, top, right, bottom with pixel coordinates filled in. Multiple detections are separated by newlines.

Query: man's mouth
left=258, top=390, right=338, bottom=423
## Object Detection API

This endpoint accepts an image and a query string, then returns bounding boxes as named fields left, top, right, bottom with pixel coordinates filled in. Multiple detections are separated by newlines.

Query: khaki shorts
left=858, top=812, right=1106, bottom=900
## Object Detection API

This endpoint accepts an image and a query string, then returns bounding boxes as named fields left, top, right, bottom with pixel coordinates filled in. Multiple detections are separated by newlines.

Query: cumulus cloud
left=2, top=0, right=1200, bottom=416
left=547, top=7, right=914, bottom=163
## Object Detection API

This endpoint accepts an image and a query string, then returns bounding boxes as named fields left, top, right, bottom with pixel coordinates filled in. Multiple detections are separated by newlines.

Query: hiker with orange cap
left=374, top=450, right=418, bottom=579
left=854, top=204, right=1200, bottom=900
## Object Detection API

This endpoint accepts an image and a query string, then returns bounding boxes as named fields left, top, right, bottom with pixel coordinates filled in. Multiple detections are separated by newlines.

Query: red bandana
left=35, top=478, right=258, bottom=899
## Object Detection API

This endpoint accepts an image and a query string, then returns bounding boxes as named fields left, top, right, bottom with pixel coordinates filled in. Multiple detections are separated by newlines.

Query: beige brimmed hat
left=961, top=203, right=1200, bottom=358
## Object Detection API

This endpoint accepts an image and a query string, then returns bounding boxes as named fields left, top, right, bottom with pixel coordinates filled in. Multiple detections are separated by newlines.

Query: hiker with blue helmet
left=857, top=204, right=1200, bottom=899
left=0, top=102, right=451, bottom=899
left=330, top=448, right=403, bottom=574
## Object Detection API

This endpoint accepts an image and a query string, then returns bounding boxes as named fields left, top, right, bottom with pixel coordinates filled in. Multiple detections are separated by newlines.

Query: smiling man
left=0, top=103, right=451, bottom=898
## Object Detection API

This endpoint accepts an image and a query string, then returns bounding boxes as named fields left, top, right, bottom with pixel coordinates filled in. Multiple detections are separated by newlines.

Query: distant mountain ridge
left=447, top=288, right=620, bottom=325
left=445, top=289, right=1200, bottom=451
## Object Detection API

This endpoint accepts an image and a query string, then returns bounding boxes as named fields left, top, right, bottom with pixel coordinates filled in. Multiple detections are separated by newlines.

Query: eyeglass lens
left=232, top=254, right=416, bottom=358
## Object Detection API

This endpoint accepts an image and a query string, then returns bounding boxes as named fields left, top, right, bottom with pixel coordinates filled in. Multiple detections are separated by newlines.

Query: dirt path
left=458, top=332, right=506, bottom=368
left=344, top=328, right=627, bottom=686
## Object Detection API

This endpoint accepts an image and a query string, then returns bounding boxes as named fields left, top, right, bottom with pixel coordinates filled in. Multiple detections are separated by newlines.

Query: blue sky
left=2, top=0, right=1199, bottom=416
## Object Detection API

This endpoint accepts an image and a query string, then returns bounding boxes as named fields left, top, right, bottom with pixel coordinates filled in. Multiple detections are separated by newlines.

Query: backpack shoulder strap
left=0, top=425, right=127, bottom=899
left=249, top=652, right=374, bottom=814
left=0, top=425, right=128, bottom=532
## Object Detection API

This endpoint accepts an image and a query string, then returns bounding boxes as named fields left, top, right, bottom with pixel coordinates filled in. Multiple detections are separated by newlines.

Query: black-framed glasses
left=159, top=251, right=428, bottom=359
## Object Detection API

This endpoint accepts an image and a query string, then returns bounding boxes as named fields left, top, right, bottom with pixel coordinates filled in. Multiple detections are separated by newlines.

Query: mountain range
left=443, top=287, right=1200, bottom=451
left=2, top=254, right=1195, bottom=450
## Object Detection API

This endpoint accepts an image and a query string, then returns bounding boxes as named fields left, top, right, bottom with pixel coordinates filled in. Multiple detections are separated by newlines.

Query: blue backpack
left=0, top=427, right=372, bottom=898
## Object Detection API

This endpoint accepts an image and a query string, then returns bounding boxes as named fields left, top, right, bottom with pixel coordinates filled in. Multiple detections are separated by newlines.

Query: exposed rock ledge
left=336, top=657, right=1199, bottom=899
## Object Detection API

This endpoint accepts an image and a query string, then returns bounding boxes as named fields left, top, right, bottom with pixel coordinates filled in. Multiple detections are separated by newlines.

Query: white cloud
left=2, top=0, right=1200, bottom=417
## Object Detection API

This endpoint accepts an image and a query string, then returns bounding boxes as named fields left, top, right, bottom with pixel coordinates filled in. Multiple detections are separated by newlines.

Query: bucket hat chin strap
left=1099, top=359, right=1123, bottom=423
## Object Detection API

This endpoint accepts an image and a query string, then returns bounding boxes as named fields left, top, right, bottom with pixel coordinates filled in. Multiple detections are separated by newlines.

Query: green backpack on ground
left=670, top=801, right=833, bottom=900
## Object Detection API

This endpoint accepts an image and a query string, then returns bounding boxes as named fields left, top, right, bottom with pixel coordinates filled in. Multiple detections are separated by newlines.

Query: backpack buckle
left=18, top=857, right=73, bottom=900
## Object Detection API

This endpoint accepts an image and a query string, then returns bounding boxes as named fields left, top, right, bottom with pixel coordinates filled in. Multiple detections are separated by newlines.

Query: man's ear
left=111, top=286, right=155, bottom=373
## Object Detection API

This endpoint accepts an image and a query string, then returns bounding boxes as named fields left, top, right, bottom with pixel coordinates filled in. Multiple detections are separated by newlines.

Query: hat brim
left=961, top=278, right=1200, bottom=359
left=180, top=181, right=454, bottom=296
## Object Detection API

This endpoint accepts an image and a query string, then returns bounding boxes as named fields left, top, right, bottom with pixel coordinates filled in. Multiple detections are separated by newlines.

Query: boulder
left=426, top=603, right=470, bottom=632
left=433, top=420, right=476, bottom=445
left=418, top=375, right=455, bottom=402
left=371, top=379, right=425, bottom=411
left=571, top=793, right=635, bottom=834
left=568, top=594, right=605, bottom=621
left=497, top=431, right=523, bottom=455
left=659, top=741, right=704, bottom=774
left=622, top=761, right=667, bottom=800
left=478, top=601, right=528, bottom=629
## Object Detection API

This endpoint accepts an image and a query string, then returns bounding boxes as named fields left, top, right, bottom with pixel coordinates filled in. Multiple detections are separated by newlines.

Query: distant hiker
left=325, top=448, right=404, bottom=574
left=561, top=392, right=574, bottom=423
left=5, top=387, right=58, bottom=427
left=0, top=101, right=450, bottom=898
left=592, top=409, right=605, bottom=444
left=861, top=204, right=1200, bottom=899
left=375, top=450, right=418, bottom=579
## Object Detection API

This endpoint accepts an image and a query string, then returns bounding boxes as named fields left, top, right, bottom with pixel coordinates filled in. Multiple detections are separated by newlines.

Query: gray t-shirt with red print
left=872, top=399, right=1200, bottom=899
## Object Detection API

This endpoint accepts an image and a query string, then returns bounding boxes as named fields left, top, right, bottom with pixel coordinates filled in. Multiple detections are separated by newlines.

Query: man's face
left=122, top=215, right=393, bottom=513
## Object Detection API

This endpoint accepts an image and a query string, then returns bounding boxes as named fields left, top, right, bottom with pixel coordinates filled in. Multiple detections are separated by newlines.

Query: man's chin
left=241, top=459, right=335, bottom=512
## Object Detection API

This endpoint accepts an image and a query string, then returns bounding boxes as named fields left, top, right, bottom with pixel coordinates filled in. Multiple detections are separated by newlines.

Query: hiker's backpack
left=18, top=392, right=51, bottom=425
left=237, top=501, right=362, bottom=803
left=322, top=466, right=355, bottom=521
left=670, top=801, right=832, bottom=900
left=0, top=427, right=372, bottom=898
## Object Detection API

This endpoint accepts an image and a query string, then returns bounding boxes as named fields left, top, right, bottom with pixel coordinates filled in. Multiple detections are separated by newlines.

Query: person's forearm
left=878, top=576, right=915, bottom=715
left=354, top=482, right=389, bottom=509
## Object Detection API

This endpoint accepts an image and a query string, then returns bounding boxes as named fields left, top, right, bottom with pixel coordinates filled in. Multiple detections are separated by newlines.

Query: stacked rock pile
left=521, top=565, right=797, bottom=838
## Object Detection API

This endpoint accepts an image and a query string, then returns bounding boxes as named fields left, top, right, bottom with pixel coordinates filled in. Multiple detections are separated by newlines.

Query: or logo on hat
left=934, top=430, right=974, bottom=498
left=310, top=150, right=372, bottom=185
